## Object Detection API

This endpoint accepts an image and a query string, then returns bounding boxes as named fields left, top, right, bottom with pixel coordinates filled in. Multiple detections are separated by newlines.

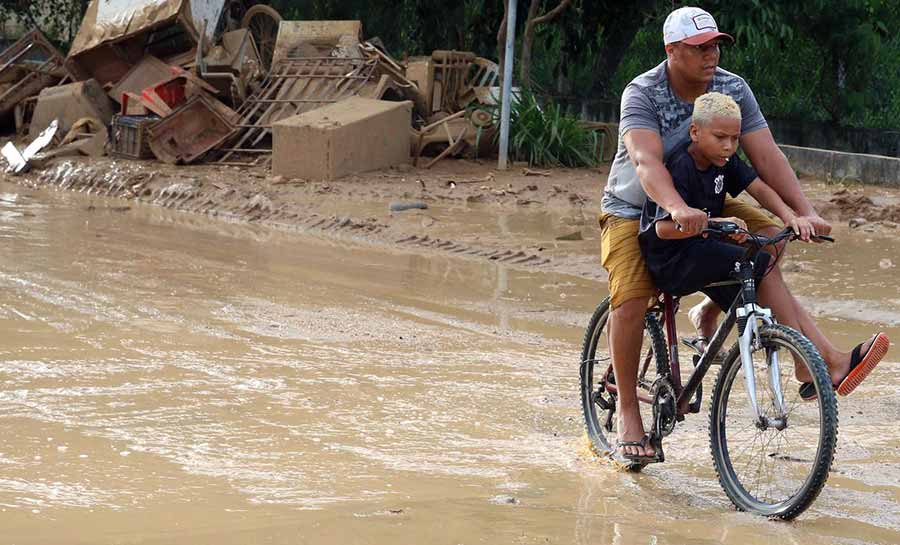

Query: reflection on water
left=0, top=181, right=898, bottom=544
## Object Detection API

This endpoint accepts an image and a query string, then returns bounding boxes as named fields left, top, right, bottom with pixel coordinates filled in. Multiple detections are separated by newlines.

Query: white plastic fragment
left=2, top=119, right=59, bottom=174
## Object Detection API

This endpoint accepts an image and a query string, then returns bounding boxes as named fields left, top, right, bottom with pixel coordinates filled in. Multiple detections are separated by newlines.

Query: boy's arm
left=744, top=179, right=816, bottom=240
left=655, top=219, right=698, bottom=240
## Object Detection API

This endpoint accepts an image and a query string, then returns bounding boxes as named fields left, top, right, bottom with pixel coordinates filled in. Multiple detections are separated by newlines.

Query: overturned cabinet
left=272, top=97, right=412, bottom=180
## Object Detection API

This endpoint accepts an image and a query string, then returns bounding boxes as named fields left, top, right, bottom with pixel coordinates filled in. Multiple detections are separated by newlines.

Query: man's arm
left=624, top=129, right=708, bottom=235
left=740, top=128, right=831, bottom=234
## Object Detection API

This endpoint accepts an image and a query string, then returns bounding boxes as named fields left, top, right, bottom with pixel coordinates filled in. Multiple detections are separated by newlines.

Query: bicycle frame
left=599, top=226, right=822, bottom=427
left=603, top=269, right=787, bottom=424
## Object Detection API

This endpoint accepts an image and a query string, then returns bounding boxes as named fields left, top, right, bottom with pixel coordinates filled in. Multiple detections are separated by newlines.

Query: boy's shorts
left=649, top=239, right=772, bottom=311
left=599, top=197, right=778, bottom=309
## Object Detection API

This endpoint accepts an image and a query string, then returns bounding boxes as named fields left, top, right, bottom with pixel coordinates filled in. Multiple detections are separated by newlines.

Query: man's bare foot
left=616, top=401, right=654, bottom=458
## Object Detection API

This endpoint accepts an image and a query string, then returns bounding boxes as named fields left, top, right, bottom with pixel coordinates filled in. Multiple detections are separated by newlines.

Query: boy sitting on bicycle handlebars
left=639, top=91, right=888, bottom=402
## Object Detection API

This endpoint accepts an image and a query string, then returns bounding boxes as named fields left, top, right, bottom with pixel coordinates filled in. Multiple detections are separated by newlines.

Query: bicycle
left=579, top=222, right=838, bottom=520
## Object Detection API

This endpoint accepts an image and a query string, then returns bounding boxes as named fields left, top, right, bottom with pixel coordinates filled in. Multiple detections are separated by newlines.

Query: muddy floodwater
left=1, top=180, right=898, bottom=545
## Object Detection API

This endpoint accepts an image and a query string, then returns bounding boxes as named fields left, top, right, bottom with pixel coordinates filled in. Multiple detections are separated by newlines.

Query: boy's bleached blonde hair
left=692, top=92, right=741, bottom=126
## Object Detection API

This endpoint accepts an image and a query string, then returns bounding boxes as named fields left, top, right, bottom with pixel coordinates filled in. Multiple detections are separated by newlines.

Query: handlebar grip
left=705, top=221, right=740, bottom=235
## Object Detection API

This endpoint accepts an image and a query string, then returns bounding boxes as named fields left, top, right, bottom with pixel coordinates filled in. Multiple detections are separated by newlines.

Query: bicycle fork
left=737, top=303, right=788, bottom=430
left=733, top=258, right=789, bottom=430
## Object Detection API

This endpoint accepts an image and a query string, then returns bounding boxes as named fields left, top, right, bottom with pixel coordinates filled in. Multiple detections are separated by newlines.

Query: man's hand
left=670, top=205, right=708, bottom=236
left=801, top=213, right=831, bottom=237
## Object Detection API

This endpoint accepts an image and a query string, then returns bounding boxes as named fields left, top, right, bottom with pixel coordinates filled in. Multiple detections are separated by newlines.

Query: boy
left=638, top=91, right=813, bottom=311
left=638, top=92, right=886, bottom=402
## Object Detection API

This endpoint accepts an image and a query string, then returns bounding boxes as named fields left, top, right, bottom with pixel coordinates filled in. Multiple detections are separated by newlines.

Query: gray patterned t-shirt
left=602, top=61, right=768, bottom=218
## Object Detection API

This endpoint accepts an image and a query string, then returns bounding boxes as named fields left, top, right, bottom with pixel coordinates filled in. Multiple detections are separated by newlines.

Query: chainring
left=651, top=377, right=677, bottom=437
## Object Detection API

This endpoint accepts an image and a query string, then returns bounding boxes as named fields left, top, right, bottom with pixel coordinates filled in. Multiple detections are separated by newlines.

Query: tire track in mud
left=29, top=161, right=569, bottom=276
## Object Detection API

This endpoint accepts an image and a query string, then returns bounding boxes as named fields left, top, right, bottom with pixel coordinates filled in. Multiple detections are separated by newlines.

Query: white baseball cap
left=663, top=7, right=733, bottom=45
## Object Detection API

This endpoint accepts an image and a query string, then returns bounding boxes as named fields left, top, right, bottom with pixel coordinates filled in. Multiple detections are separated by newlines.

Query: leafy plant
left=498, top=89, right=599, bottom=167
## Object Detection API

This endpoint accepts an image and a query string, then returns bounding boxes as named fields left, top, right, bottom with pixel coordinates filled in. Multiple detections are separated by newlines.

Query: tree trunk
left=519, top=0, right=571, bottom=88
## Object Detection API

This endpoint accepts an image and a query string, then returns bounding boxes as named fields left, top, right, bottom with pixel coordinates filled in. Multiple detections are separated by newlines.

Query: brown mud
left=8, top=157, right=900, bottom=284
left=1, top=159, right=899, bottom=544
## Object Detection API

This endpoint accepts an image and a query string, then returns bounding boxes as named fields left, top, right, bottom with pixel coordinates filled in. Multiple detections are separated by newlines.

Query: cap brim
left=681, top=31, right=734, bottom=45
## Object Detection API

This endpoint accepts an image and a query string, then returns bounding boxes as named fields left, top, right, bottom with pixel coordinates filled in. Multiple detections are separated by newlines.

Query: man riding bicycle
left=600, top=6, right=889, bottom=462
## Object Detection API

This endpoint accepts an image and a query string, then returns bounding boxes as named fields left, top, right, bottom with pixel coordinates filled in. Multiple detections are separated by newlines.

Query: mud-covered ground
left=5, top=156, right=900, bottom=283
left=2, top=157, right=899, bottom=544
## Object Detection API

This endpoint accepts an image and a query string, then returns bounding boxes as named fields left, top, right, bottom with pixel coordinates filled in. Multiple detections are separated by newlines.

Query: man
left=601, top=6, right=845, bottom=461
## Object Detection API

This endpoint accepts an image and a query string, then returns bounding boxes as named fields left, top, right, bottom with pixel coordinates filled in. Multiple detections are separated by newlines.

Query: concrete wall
left=780, top=145, right=900, bottom=187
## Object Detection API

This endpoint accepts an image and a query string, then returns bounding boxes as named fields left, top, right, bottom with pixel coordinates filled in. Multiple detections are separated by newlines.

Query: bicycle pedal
left=681, top=337, right=705, bottom=355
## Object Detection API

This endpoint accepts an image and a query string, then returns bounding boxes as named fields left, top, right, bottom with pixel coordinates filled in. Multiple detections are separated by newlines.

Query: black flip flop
left=614, top=434, right=664, bottom=465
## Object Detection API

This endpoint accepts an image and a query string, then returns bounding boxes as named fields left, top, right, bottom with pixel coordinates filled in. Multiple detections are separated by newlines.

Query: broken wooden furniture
left=66, top=0, right=236, bottom=86
left=272, top=21, right=364, bottom=66
left=458, top=57, right=500, bottom=108
left=0, top=30, right=73, bottom=121
left=29, top=79, right=115, bottom=141
left=148, top=95, right=238, bottom=164
left=413, top=106, right=498, bottom=169
left=431, top=50, right=476, bottom=114
left=197, top=28, right=263, bottom=107
left=216, top=54, right=380, bottom=164
left=240, top=4, right=283, bottom=72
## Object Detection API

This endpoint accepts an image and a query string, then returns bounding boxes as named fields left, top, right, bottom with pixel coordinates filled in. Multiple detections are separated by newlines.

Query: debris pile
left=1, top=1, right=502, bottom=179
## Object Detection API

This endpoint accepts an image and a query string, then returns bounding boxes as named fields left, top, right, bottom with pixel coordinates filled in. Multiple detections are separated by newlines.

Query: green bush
left=499, top=90, right=599, bottom=168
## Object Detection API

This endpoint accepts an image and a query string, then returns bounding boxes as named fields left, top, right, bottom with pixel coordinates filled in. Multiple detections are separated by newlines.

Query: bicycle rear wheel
left=580, top=297, right=668, bottom=470
left=709, top=324, right=838, bottom=519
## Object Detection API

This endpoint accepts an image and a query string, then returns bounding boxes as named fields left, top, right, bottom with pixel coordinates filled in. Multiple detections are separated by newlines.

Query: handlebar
left=703, top=222, right=835, bottom=246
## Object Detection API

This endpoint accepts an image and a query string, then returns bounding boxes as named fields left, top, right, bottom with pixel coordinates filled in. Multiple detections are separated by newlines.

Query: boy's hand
left=789, top=216, right=816, bottom=241
left=711, top=217, right=748, bottom=243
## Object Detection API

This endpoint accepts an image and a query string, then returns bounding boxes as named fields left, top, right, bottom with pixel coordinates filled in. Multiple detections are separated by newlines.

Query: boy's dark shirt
left=639, top=142, right=758, bottom=279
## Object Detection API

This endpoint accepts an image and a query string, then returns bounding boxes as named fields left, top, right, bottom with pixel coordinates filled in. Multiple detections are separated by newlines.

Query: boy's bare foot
left=688, top=297, right=719, bottom=340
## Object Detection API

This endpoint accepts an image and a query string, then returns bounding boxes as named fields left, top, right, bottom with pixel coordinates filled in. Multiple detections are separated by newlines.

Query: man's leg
left=608, top=297, right=653, bottom=457
left=599, top=213, right=657, bottom=458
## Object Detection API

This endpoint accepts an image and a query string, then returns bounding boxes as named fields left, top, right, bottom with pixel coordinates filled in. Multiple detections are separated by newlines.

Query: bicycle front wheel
left=709, top=324, right=838, bottom=519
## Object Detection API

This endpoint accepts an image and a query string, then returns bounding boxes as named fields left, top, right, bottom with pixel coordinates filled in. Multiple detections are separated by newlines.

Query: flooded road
left=1, top=181, right=898, bottom=544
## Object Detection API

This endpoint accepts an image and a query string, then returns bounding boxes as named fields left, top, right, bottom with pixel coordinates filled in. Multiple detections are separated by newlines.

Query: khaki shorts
left=599, top=197, right=779, bottom=309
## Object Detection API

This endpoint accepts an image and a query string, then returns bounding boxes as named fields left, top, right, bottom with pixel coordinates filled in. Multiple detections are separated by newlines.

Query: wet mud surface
left=0, top=161, right=899, bottom=544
